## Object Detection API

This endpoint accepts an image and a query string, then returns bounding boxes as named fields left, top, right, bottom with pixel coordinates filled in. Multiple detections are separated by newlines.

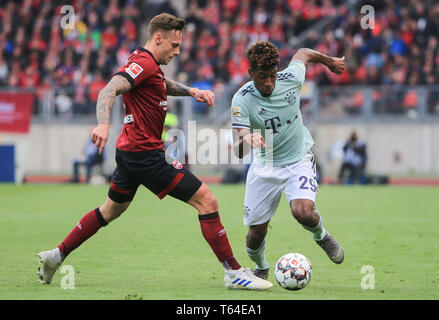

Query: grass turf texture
left=0, top=184, right=438, bottom=300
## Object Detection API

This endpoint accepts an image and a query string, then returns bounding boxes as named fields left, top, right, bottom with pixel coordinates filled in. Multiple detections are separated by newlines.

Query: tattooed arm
left=165, top=78, right=191, bottom=96
left=91, top=75, right=132, bottom=154
left=165, top=78, right=215, bottom=106
left=96, top=75, right=132, bottom=124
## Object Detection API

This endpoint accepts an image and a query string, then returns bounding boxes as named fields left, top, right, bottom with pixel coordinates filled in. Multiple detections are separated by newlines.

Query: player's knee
left=100, top=200, right=130, bottom=223
left=246, top=229, right=265, bottom=249
left=189, top=184, right=218, bottom=214
left=200, top=191, right=218, bottom=213
left=246, top=222, right=269, bottom=249
left=100, top=208, right=120, bottom=223
left=291, top=201, right=314, bottom=224
left=191, top=184, right=218, bottom=213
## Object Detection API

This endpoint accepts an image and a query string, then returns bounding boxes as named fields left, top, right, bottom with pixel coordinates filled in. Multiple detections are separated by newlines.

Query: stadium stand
left=0, top=0, right=438, bottom=117
left=1, top=0, right=438, bottom=182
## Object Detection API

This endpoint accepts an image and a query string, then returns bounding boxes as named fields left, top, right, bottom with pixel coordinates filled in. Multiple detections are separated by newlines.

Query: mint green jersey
left=231, top=60, right=314, bottom=166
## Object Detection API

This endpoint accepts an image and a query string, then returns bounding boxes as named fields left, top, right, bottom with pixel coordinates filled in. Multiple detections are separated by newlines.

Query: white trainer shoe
left=36, top=248, right=62, bottom=284
left=224, top=267, right=273, bottom=290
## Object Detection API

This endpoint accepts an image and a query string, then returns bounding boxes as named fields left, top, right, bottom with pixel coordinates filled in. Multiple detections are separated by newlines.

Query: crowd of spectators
left=0, top=0, right=438, bottom=116
left=178, top=0, right=439, bottom=114
left=0, top=0, right=147, bottom=116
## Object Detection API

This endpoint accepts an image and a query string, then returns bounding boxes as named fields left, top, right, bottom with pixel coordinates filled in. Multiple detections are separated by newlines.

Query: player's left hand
left=328, top=56, right=345, bottom=75
left=91, top=123, right=110, bottom=155
left=189, top=88, right=215, bottom=107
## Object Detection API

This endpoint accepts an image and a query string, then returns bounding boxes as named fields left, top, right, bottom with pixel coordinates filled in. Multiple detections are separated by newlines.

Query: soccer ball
left=274, top=253, right=312, bottom=290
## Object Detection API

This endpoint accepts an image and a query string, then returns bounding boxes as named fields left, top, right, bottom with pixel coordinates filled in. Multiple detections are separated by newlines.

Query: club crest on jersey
left=173, top=160, right=183, bottom=170
left=243, top=205, right=250, bottom=217
left=285, top=91, right=296, bottom=104
left=125, top=62, right=143, bottom=79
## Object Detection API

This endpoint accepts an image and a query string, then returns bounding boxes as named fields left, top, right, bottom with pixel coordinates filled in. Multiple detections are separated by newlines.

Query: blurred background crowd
left=0, top=0, right=438, bottom=115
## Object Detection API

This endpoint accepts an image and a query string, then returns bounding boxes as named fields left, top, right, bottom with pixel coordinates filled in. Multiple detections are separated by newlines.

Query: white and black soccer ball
left=274, top=253, right=312, bottom=290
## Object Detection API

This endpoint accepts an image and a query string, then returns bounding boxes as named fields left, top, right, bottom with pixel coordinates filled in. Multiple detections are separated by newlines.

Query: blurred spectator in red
left=1, top=0, right=438, bottom=118
left=19, top=65, right=40, bottom=88
left=121, top=18, right=138, bottom=43
left=89, top=70, right=106, bottom=107
left=269, top=13, right=286, bottom=47
left=248, top=22, right=270, bottom=44
left=227, top=54, right=249, bottom=85
left=222, top=0, right=239, bottom=20
left=0, top=54, right=8, bottom=85
left=195, top=48, right=214, bottom=80
left=203, top=0, right=221, bottom=27
left=198, top=29, right=217, bottom=59
left=73, top=59, right=92, bottom=114
left=101, top=26, right=119, bottom=51
left=117, top=41, right=132, bottom=67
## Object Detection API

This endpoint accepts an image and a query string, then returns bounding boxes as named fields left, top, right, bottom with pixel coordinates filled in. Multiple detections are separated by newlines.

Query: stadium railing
left=1, top=84, right=438, bottom=126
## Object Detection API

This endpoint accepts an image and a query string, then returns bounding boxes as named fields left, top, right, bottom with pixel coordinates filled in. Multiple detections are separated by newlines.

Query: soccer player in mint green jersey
left=231, top=41, right=345, bottom=280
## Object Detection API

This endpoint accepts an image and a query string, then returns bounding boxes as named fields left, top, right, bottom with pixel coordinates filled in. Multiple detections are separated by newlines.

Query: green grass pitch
left=0, top=183, right=438, bottom=300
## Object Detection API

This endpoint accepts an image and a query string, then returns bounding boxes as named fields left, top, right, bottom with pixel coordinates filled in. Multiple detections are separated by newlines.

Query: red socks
left=57, top=208, right=240, bottom=271
left=198, top=212, right=241, bottom=270
left=58, top=208, right=108, bottom=259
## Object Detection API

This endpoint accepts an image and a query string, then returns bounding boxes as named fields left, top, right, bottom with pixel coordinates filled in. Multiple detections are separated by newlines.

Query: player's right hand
left=189, top=88, right=215, bottom=107
left=328, top=56, right=345, bottom=74
left=244, top=132, right=266, bottom=149
left=91, top=123, right=110, bottom=154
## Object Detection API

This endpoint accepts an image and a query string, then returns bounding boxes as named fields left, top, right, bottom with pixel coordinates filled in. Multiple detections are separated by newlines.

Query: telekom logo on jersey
left=164, top=121, right=274, bottom=167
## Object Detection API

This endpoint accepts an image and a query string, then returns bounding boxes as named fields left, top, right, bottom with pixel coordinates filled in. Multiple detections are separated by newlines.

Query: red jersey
left=115, top=47, right=167, bottom=152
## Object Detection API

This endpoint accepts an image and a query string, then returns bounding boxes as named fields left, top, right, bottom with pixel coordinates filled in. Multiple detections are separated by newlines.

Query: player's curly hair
left=246, top=41, right=280, bottom=71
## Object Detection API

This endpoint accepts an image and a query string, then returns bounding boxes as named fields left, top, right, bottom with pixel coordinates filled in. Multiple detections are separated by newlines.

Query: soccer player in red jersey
left=37, top=13, right=272, bottom=291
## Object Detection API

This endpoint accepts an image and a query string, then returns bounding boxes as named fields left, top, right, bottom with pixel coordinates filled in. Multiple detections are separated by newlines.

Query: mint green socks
left=246, top=239, right=269, bottom=270
left=303, top=209, right=327, bottom=241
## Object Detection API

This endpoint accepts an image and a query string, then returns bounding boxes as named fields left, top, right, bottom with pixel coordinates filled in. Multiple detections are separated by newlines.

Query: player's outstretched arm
left=292, top=48, right=345, bottom=74
left=232, top=128, right=265, bottom=159
left=92, top=75, right=133, bottom=154
left=165, top=78, right=214, bottom=107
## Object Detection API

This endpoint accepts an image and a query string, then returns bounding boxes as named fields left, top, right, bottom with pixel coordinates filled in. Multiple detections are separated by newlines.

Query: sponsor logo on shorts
left=160, top=100, right=168, bottom=111
left=173, top=160, right=183, bottom=169
left=124, top=114, right=134, bottom=124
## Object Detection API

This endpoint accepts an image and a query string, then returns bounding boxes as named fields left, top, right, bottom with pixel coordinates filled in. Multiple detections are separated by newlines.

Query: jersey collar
left=137, top=47, right=160, bottom=66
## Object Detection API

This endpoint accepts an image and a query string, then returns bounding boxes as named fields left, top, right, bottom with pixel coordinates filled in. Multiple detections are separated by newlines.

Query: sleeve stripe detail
left=231, top=123, right=251, bottom=128
left=115, top=71, right=135, bottom=88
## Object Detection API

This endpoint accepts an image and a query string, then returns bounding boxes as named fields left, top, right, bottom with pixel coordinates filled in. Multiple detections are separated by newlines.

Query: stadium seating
left=0, top=0, right=438, bottom=116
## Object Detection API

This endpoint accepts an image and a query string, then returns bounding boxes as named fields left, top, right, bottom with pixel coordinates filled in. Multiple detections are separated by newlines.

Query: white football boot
left=36, top=248, right=62, bottom=284
left=224, top=267, right=273, bottom=290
